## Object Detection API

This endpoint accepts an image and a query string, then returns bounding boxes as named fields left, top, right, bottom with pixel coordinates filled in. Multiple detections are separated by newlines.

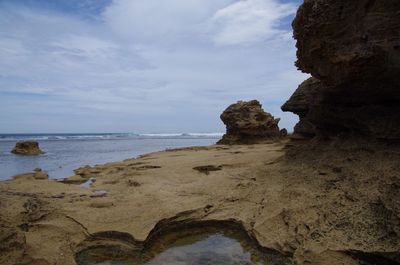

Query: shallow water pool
left=76, top=227, right=290, bottom=265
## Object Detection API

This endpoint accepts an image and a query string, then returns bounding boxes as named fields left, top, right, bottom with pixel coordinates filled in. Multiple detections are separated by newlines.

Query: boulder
left=11, top=141, right=44, bottom=155
left=218, top=100, right=281, bottom=144
left=282, top=0, right=400, bottom=140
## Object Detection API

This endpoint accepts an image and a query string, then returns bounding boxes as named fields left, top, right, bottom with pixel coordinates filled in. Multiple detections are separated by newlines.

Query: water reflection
left=76, top=227, right=289, bottom=265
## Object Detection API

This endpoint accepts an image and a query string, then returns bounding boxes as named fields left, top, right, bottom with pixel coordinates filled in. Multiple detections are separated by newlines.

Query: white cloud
left=0, top=0, right=305, bottom=133
left=209, top=0, right=296, bottom=45
left=102, top=0, right=234, bottom=43
left=103, top=0, right=296, bottom=46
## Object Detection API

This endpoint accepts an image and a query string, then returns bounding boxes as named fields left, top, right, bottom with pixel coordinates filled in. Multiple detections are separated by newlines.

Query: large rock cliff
left=282, top=0, right=400, bottom=140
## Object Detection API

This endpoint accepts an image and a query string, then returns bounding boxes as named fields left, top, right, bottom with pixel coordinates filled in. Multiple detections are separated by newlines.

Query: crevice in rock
left=65, top=215, right=90, bottom=236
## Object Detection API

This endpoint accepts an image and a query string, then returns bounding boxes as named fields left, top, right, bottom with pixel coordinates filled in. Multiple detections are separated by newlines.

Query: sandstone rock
left=218, top=100, right=281, bottom=144
left=33, top=171, right=49, bottom=180
left=281, top=78, right=320, bottom=138
left=11, top=141, right=44, bottom=155
left=60, top=175, right=89, bottom=185
left=281, top=78, right=321, bottom=116
left=283, top=0, right=400, bottom=140
left=292, top=119, right=315, bottom=139
left=12, top=170, right=49, bottom=180
left=293, top=0, right=400, bottom=87
left=60, top=165, right=100, bottom=184
left=12, top=173, right=36, bottom=180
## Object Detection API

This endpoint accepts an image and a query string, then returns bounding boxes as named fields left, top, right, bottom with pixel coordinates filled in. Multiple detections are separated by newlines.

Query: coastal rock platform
left=1, top=140, right=399, bottom=265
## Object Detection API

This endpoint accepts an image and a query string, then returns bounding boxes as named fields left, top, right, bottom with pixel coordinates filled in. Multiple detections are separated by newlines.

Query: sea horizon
left=0, top=132, right=224, bottom=141
left=0, top=133, right=222, bottom=180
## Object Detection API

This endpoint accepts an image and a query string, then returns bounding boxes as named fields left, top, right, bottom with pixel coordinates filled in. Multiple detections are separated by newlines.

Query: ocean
left=0, top=133, right=222, bottom=181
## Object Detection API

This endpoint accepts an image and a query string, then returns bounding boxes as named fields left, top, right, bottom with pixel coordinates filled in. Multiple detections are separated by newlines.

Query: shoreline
left=0, top=137, right=219, bottom=181
left=1, top=139, right=399, bottom=264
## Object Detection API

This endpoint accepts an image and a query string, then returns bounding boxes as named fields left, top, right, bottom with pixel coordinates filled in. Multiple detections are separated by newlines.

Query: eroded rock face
left=283, top=0, right=400, bottom=140
left=11, top=141, right=44, bottom=155
left=281, top=77, right=321, bottom=138
left=293, top=0, right=400, bottom=85
left=218, top=100, right=281, bottom=144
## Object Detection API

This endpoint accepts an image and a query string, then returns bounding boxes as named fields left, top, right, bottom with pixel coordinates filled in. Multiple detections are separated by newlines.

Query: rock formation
left=11, top=141, right=44, bottom=155
left=281, top=77, right=320, bottom=138
left=282, top=0, right=400, bottom=140
left=218, top=100, right=281, bottom=144
left=32, top=168, right=49, bottom=180
left=13, top=169, right=49, bottom=180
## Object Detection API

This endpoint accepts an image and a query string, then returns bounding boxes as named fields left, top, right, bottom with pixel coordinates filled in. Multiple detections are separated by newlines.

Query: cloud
left=209, top=0, right=296, bottom=45
left=102, top=0, right=234, bottom=44
left=103, top=0, right=297, bottom=46
left=0, top=0, right=305, bottom=133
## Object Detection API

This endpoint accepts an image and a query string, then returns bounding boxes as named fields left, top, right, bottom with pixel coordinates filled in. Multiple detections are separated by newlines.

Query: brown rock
left=12, top=170, right=49, bottom=180
left=281, top=77, right=321, bottom=116
left=293, top=0, right=400, bottom=86
left=33, top=171, right=49, bottom=180
left=12, top=173, right=36, bottom=180
left=281, top=77, right=321, bottom=138
left=283, top=0, right=400, bottom=140
left=11, top=141, right=44, bottom=155
left=60, top=175, right=89, bottom=185
left=218, top=100, right=281, bottom=144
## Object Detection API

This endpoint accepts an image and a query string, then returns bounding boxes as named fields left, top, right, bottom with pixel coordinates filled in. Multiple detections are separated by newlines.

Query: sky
left=0, top=0, right=307, bottom=134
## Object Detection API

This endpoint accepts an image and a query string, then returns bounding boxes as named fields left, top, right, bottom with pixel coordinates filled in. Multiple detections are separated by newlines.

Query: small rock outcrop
left=218, top=100, right=281, bottom=144
left=11, top=141, right=44, bottom=155
left=282, top=0, right=400, bottom=140
left=32, top=168, right=49, bottom=180
left=13, top=169, right=49, bottom=180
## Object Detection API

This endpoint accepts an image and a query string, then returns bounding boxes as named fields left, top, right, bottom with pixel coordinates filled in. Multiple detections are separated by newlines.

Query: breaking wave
left=0, top=133, right=223, bottom=141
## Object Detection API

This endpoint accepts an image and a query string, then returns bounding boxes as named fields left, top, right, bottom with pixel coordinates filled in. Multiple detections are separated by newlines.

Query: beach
left=0, top=133, right=220, bottom=180
left=1, top=139, right=399, bottom=265
left=1, top=0, right=400, bottom=264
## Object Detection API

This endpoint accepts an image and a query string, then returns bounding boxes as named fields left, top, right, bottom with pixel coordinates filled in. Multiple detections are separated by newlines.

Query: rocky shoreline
left=1, top=0, right=400, bottom=264
left=1, top=140, right=399, bottom=265
left=282, top=0, right=400, bottom=140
